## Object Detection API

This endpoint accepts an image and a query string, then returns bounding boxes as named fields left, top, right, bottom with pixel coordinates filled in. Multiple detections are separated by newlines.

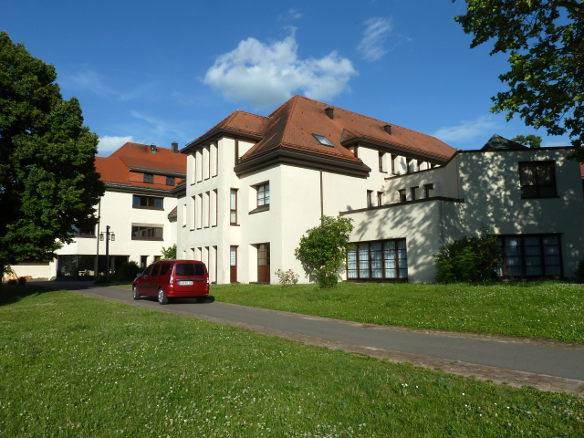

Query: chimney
left=325, top=107, right=334, bottom=119
left=383, top=124, right=392, bottom=135
left=171, top=142, right=179, bottom=153
left=150, top=144, right=158, bottom=153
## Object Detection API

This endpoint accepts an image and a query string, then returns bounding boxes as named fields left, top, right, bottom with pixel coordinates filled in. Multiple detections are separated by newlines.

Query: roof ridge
left=232, top=110, right=268, bottom=120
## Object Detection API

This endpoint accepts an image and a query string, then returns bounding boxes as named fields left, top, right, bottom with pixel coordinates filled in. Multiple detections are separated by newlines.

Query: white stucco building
left=10, top=142, right=186, bottom=280
left=175, top=95, right=584, bottom=284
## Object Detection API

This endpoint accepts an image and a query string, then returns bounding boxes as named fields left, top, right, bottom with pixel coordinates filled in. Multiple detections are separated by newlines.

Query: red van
left=132, top=260, right=209, bottom=305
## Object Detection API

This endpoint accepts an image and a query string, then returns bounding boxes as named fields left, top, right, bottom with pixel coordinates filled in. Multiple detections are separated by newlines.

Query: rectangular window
left=367, top=190, right=374, bottom=208
left=73, top=223, right=96, bottom=238
left=131, top=225, right=163, bottom=241
left=498, top=234, right=562, bottom=278
left=256, top=182, right=270, bottom=207
left=132, top=195, right=163, bottom=210
left=166, top=176, right=175, bottom=186
left=424, top=183, right=434, bottom=198
left=518, top=161, right=557, bottom=198
left=410, top=186, right=419, bottom=201
left=230, top=189, right=238, bottom=224
left=398, top=189, right=406, bottom=203
left=198, top=194, right=203, bottom=229
left=143, top=173, right=154, bottom=183
left=347, top=239, right=408, bottom=281
left=203, top=191, right=210, bottom=228
left=378, top=152, right=387, bottom=173
left=377, top=191, right=384, bottom=206
left=212, top=189, right=218, bottom=227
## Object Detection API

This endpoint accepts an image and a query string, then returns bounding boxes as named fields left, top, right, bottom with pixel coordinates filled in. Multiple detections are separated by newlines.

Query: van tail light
left=170, top=271, right=175, bottom=284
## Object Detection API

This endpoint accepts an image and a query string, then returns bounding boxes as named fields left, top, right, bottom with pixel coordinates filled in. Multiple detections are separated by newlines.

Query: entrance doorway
left=230, top=246, right=237, bottom=283
left=256, top=243, right=270, bottom=284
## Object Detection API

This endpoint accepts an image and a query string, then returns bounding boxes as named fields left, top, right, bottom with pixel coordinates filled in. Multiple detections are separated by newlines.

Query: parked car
left=132, top=260, right=209, bottom=305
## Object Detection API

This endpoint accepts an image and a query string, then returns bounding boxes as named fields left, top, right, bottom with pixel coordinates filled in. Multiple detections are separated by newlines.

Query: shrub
left=113, top=261, right=141, bottom=282
left=435, top=233, right=501, bottom=283
left=575, top=260, right=584, bottom=283
left=275, top=269, right=299, bottom=286
left=161, top=244, right=177, bottom=260
left=295, top=216, right=353, bottom=288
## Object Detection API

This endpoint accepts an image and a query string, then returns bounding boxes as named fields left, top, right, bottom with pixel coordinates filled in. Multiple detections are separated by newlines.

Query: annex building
left=176, top=95, right=584, bottom=284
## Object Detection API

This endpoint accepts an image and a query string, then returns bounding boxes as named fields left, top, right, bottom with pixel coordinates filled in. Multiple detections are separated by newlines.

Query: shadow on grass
left=0, top=283, right=61, bottom=306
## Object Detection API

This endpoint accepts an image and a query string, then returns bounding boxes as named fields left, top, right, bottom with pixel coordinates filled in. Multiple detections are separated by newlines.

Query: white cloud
left=432, top=115, right=498, bottom=143
left=97, top=135, right=134, bottom=156
left=203, top=32, right=357, bottom=107
left=358, top=17, right=393, bottom=62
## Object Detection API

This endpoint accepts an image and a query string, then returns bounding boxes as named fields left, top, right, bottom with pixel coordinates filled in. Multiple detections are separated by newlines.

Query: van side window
left=151, top=264, right=161, bottom=277
left=159, top=264, right=171, bottom=276
left=146, top=264, right=156, bottom=276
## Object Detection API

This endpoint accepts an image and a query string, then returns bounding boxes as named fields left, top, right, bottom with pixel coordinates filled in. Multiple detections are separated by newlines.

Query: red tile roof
left=95, top=142, right=186, bottom=191
left=184, top=95, right=456, bottom=169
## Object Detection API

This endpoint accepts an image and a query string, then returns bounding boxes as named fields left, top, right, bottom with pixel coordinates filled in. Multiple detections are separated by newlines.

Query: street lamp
left=100, top=225, right=115, bottom=278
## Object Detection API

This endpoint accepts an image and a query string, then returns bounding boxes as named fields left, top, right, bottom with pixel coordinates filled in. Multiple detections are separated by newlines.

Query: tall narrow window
left=230, top=189, right=238, bottom=224
left=378, top=152, right=387, bottom=173
left=410, top=186, right=419, bottom=201
left=424, top=183, right=434, bottom=198
left=367, top=190, right=373, bottom=208
left=230, top=246, right=238, bottom=283
left=398, top=189, right=406, bottom=203
left=212, top=189, right=218, bottom=227
left=377, top=191, right=384, bottom=206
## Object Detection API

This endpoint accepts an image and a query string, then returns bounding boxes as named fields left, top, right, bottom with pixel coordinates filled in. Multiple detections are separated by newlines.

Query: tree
left=161, top=244, right=177, bottom=260
left=295, top=216, right=353, bottom=288
left=511, top=134, right=542, bottom=148
left=0, top=32, right=104, bottom=276
left=455, top=1, right=584, bottom=161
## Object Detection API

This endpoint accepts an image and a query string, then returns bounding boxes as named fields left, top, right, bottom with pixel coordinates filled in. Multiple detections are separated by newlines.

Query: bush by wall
left=113, top=261, right=141, bottom=282
left=435, top=233, right=501, bottom=283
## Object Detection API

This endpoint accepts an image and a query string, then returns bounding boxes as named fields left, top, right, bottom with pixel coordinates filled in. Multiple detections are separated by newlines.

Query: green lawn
left=0, top=286, right=583, bottom=437
left=213, top=282, right=584, bottom=344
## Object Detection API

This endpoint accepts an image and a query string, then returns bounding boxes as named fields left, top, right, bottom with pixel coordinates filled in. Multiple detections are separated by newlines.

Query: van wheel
left=132, top=286, right=140, bottom=300
left=157, top=288, right=168, bottom=305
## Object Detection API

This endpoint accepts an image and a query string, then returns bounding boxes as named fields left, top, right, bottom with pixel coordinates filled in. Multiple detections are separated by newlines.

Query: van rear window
left=175, top=263, right=205, bottom=276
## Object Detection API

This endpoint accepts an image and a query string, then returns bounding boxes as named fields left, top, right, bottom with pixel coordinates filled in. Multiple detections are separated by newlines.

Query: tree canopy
left=0, top=32, right=104, bottom=272
left=511, top=134, right=542, bottom=148
left=455, top=0, right=583, bottom=160
left=295, top=216, right=353, bottom=288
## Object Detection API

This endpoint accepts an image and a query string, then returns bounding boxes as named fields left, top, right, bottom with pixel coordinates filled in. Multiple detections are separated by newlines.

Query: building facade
left=10, top=142, right=186, bottom=280
left=177, top=96, right=584, bottom=284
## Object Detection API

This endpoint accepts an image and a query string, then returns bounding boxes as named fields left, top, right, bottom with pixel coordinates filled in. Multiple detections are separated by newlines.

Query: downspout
left=319, top=170, right=324, bottom=219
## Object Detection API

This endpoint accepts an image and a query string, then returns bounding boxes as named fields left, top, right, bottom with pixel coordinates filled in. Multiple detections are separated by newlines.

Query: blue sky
left=2, top=0, right=570, bottom=156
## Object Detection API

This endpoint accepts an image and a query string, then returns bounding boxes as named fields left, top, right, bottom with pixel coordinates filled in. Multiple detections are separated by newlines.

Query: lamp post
left=99, top=226, right=115, bottom=279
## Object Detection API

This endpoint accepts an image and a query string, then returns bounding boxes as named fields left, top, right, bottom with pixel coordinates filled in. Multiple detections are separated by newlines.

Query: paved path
left=43, top=281, right=584, bottom=395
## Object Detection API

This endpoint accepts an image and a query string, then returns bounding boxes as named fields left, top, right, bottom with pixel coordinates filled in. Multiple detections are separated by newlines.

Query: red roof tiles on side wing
left=95, top=142, right=186, bottom=190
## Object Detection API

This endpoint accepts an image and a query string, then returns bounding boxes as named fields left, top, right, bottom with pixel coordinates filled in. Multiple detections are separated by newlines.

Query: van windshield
left=175, top=263, right=205, bottom=276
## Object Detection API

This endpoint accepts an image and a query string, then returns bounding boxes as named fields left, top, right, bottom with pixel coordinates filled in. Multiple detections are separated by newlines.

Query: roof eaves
left=234, top=148, right=371, bottom=178
left=182, top=128, right=263, bottom=154
left=342, top=136, right=452, bottom=164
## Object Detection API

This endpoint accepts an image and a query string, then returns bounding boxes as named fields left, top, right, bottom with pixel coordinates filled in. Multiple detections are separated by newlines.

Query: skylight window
left=312, top=134, right=334, bottom=147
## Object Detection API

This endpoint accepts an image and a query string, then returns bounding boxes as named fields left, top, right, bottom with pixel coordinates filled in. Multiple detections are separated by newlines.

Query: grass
left=212, top=281, right=584, bottom=344
left=0, top=286, right=583, bottom=437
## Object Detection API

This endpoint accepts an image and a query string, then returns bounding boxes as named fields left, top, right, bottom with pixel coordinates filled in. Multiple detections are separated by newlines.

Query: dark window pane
left=175, top=263, right=205, bottom=276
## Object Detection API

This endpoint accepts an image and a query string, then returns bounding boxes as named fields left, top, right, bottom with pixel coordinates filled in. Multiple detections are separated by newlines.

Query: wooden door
left=230, top=246, right=237, bottom=283
left=257, top=243, right=270, bottom=284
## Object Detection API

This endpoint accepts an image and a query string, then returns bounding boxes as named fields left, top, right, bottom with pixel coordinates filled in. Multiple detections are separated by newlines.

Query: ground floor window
left=498, top=234, right=562, bottom=278
left=57, top=255, right=129, bottom=278
left=347, top=239, right=407, bottom=281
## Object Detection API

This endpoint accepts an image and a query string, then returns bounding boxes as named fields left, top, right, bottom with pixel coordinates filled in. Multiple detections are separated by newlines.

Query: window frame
left=132, top=194, right=164, bottom=210
left=131, top=225, right=164, bottom=241
left=346, top=239, right=408, bottom=282
left=255, top=182, right=270, bottom=208
left=166, top=175, right=175, bottom=186
left=143, top=173, right=154, bottom=184
left=230, top=188, right=238, bottom=225
left=518, top=161, right=558, bottom=199
left=498, top=233, right=563, bottom=279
